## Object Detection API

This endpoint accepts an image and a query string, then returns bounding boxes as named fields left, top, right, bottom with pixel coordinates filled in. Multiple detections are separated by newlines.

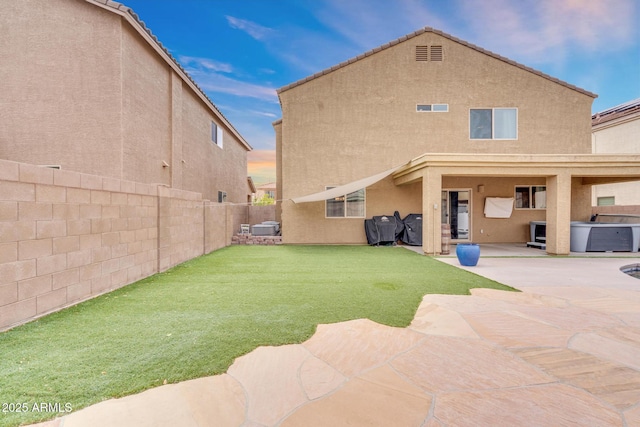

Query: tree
left=253, top=194, right=275, bottom=206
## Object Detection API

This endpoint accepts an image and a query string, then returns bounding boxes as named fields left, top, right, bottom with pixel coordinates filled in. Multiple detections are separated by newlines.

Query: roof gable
left=277, top=27, right=597, bottom=99
left=85, top=0, right=252, bottom=151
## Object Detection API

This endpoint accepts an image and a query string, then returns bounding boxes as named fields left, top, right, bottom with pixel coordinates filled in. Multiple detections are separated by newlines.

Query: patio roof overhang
left=392, top=153, right=640, bottom=185
left=392, top=153, right=640, bottom=256
left=289, top=153, right=640, bottom=204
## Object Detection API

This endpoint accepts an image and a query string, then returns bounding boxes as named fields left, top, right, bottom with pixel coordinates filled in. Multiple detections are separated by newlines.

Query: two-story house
left=274, top=27, right=640, bottom=255
left=0, top=0, right=251, bottom=204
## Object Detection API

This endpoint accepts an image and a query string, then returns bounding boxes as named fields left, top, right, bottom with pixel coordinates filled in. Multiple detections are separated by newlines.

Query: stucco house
left=254, top=182, right=277, bottom=202
left=591, top=99, right=640, bottom=210
left=0, top=0, right=251, bottom=204
left=274, top=27, right=640, bottom=255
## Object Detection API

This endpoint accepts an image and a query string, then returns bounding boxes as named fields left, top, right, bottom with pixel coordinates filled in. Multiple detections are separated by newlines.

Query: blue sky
left=122, top=0, right=640, bottom=184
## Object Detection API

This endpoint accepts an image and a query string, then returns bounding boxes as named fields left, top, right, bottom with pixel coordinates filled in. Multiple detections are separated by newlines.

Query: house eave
left=85, top=0, right=253, bottom=151
left=393, top=153, right=640, bottom=185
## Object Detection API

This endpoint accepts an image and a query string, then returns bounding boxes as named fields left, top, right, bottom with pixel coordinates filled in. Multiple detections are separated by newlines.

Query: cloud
left=456, top=0, right=638, bottom=65
left=226, top=16, right=274, bottom=40
left=183, top=67, right=278, bottom=103
left=543, top=0, right=637, bottom=49
left=178, top=56, right=233, bottom=73
left=292, top=0, right=636, bottom=74
left=313, top=0, right=447, bottom=51
left=251, top=111, right=279, bottom=118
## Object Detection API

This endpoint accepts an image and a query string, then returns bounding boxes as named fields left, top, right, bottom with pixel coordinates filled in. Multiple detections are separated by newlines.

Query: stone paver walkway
left=30, top=256, right=640, bottom=426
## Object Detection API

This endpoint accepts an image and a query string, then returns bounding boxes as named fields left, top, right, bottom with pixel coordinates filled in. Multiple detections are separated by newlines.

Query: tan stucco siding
left=0, top=0, right=123, bottom=177
left=281, top=175, right=573, bottom=245
left=216, top=129, right=250, bottom=205
left=180, top=88, right=248, bottom=203
left=279, top=32, right=593, bottom=202
left=121, top=24, right=172, bottom=186
left=274, top=120, right=283, bottom=222
left=278, top=32, right=595, bottom=245
left=282, top=178, right=421, bottom=244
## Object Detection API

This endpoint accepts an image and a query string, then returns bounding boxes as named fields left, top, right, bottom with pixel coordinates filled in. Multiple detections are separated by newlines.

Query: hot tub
left=570, top=221, right=640, bottom=252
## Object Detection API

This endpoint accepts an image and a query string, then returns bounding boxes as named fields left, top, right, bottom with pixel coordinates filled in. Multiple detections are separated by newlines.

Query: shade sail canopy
left=291, top=164, right=404, bottom=204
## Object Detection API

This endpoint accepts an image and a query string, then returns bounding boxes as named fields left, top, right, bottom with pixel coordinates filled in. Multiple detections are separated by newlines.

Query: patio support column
left=422, top=167, right=442, bottom=255
left=546, top=171, right=572, bottom=255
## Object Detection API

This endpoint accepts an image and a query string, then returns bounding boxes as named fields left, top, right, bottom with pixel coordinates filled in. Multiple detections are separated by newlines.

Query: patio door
left=442, top=189, right=471, bottom=241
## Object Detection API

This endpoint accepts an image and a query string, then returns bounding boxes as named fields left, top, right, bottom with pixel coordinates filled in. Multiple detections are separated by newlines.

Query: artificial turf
left=0, top=245, right=514, bottom=426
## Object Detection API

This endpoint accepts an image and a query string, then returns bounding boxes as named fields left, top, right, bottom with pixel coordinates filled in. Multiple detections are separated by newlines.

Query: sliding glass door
left=442, top=189, right=471, bottom=241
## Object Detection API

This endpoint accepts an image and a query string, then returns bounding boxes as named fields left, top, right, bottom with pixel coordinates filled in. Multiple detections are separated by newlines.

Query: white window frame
left=417, top=104, right=449, bottom=112
left=470, top=108, right=518, bottom=140
left=217, top=191, right=227, bottom=203
left=211, top=122, right=223, bottom=148
left=597, top=196, right=615, bottom=206
left=514, top=185, right=546, bottom=209
left=325, top=187, right=366, bottom=218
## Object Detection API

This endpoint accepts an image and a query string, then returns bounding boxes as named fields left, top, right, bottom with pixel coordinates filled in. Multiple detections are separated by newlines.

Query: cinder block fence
left=0, top=159, right=272, bottom=330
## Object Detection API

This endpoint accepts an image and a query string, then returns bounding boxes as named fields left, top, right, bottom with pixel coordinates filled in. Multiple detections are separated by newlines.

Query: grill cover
left=401, top=214, right=423, bottom=246
left=364, top=215, right=400, bottom=245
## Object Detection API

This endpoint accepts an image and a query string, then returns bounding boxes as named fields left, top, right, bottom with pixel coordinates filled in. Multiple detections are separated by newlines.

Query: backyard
left=0, top=245, right=513, bottom=426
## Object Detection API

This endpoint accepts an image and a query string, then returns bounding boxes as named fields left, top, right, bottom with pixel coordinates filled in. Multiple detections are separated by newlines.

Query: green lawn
left=0, top=245, right=514, bottom=426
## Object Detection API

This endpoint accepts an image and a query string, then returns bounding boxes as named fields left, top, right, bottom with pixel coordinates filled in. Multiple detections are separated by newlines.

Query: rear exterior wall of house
left=277, top=31, right=594, bottom=244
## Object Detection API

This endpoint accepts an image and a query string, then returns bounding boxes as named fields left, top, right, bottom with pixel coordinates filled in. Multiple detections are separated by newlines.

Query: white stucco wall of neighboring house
left=592, top=100, right=640, bottom=207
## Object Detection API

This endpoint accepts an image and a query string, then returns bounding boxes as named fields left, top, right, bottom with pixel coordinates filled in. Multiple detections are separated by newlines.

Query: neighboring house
left=591, top=99, right=640, bottom=209
left=247, top=177, right=257, bottom=204
left=255, top=182, right=277, bottom=202
left=0, top=0, right=252, bottom=204
left=274, top=27, right=640, bottom=255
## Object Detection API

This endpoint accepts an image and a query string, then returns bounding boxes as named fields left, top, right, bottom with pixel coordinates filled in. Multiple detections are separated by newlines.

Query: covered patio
left=393, top=153, right=640, bottom=255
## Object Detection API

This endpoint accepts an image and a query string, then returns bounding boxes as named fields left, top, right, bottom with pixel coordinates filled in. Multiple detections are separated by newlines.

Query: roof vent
left=430, top=45, right=443, bottom=61
left=416, top=46, right=428, bottom=61
left=416, top=45, right=443, bottom=62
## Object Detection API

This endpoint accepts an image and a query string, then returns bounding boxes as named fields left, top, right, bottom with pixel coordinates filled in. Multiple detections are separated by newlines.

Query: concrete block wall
left=248, top=205, right=277, bottom=226
left=204, top=203, right=230, bottom=253
left=158, top=186, right=205, bottom=272
left=0, top=159, right=272, bottom=331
